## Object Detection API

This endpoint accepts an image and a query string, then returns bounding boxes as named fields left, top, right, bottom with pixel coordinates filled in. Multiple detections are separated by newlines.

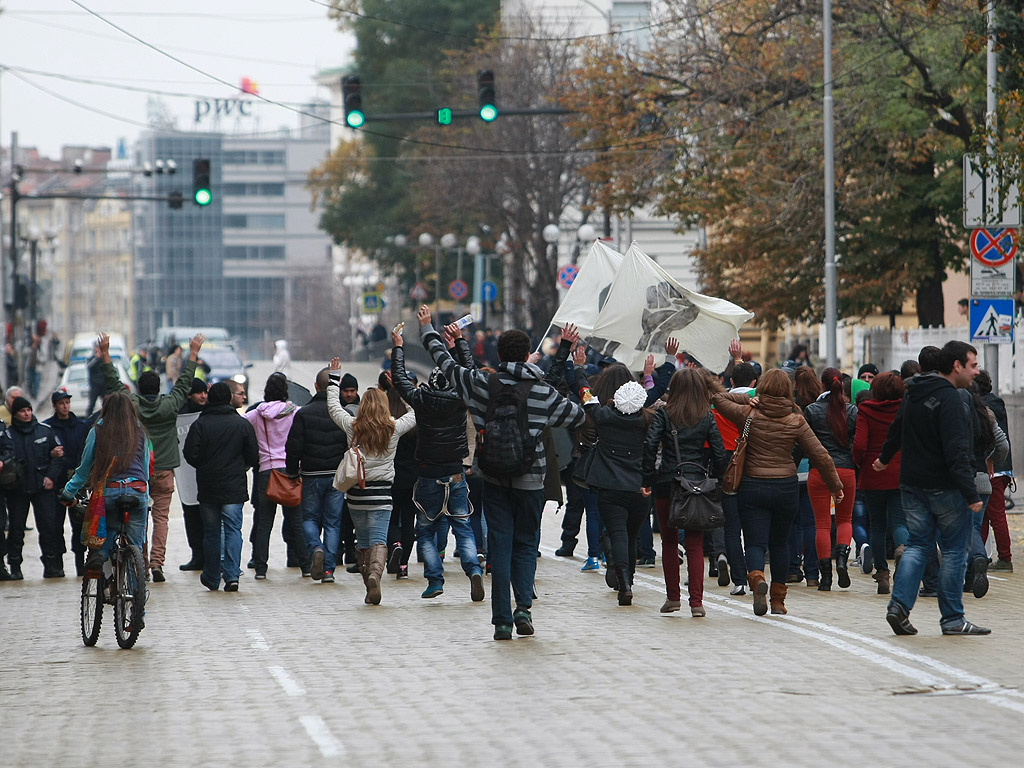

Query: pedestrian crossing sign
left=970, top=298, right=1014, bottom=344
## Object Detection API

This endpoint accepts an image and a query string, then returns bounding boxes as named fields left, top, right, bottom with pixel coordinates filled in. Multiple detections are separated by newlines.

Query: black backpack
left=477, top=373, right=536, bottom=479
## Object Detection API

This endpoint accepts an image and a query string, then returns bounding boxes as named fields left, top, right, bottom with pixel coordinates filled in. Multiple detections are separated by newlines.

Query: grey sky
left=0, top=1, right=354, bottom=158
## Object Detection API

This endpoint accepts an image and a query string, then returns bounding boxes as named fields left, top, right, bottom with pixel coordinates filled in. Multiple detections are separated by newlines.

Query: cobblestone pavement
left=3, top=495, right=1022, bottom=768
left=4, top=358, right=1023, bottom=765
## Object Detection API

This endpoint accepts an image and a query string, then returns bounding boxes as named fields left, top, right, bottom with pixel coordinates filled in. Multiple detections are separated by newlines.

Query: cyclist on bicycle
left=59, top=391, right=152, bottom=576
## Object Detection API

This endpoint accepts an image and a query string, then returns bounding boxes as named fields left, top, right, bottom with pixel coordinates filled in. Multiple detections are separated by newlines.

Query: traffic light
left=168, top=191, right=184, bottom=210
left=192, top=158, right=211, bottom=206
left=477, top=70, right=497, bottom=122
left=342, top=75, right=365, bottom=128
left=437, top=107, right=452, bottom=126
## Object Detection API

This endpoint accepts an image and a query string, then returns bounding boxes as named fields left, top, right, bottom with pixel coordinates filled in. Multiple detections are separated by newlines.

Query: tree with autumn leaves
left=563, top=0, right=1024, bottom=329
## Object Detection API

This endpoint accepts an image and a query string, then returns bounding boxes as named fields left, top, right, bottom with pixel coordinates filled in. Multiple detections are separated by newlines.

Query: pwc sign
left=194, top=98, right=254, bottom=124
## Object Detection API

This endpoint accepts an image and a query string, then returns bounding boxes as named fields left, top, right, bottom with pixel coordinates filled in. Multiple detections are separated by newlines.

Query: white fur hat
left=613, top=380, right=647, bottom=415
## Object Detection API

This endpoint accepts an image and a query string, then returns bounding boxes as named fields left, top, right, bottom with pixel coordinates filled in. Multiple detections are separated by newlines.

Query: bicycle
left=80, top=494, right=147, bottom=649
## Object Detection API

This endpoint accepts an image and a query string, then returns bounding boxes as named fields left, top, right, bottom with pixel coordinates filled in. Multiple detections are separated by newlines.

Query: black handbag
left=666, top=429, right=724, bottom=531
left=571, top=442, right=598, bottom=489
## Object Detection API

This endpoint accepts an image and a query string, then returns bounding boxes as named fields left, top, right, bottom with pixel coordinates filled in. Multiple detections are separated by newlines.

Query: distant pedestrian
left=273, top=340, right=291, bottom=375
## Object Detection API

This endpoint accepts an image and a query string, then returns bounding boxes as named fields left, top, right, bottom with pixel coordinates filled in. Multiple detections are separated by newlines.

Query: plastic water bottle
left=454, top=313, right=475, bottom=330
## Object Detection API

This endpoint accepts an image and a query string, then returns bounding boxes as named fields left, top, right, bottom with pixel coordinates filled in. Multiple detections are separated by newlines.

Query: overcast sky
left=0, top=1, right=355, bottom=158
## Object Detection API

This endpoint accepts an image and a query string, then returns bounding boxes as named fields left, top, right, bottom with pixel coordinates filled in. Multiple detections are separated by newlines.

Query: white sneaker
left=730, top=584, right=746, bottom=596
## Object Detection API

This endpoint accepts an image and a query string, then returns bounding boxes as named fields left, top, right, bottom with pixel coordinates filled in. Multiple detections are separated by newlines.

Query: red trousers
left=807, top=467, right=856, bottom=560
left=982, top=475, right=1013, bottom=562
left=655, top=496, right=704, bottom=606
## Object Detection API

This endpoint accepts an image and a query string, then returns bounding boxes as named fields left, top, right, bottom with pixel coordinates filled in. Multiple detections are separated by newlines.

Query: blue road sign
left=558, top=263, right=579, bottom=289
left=970, top=298, right=1014, bottom=344
left=361, top=292, right=383, bottom=314
left=481, top=281, right=498, bottom=302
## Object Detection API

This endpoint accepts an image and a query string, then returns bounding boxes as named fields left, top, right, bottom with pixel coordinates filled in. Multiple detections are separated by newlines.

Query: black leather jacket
left=582, top=403, right=648, bottom=492
left=391, top=345, right=468, bottom=474
left=803, top=396, right=857, bottom=470
left=2, top=417, right=63, bottom=494
left=642, top=408, right=727, bottom=486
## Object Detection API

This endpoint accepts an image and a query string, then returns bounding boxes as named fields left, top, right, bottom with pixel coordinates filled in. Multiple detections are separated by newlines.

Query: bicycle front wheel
left=80, top=576, right=103, bottom=646
left=113, top=545, right=146, bottom=649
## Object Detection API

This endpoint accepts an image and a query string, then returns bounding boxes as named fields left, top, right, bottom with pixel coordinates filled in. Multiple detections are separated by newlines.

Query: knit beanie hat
left=190, top=379, right=208, bottom=395
left=612, top=381, right=647, bottom=415
left=10, top=396, right=32, bottom=415
left=340, top=373, right=358, bottom=390
left=207, top=382, right=231, bottom=406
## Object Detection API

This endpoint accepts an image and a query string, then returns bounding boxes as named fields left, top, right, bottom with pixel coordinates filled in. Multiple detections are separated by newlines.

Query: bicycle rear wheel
left=114, top=545, right=146, bottom=649
left=80, top=576, right=103, bottom=646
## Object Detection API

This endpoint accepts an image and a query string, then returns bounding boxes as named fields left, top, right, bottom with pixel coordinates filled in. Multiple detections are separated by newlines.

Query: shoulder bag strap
left=671, top=425, right=710, bottom=478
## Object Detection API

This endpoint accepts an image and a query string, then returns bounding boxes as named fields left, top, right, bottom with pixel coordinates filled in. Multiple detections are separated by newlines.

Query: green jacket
left=103, top=358, right=197, bottom=470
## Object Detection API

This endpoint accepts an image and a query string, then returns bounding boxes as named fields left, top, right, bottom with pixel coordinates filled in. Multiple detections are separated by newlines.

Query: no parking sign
left=558, top=264, right=579, bottom=289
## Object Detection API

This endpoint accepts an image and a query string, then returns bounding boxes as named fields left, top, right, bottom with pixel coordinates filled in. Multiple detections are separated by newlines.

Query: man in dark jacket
left=183, top=381, right=258, bottom=592
left=43, top=390, right=94, bottom=576
left=1, top=397, right=64, bottom=578
left=392, top=330, right=483, bottom=602
left=883, top=340, right=989, bottom=637
left=285, top=368, right=347, bottom=583
left=419, top=307, right=585, bottom=640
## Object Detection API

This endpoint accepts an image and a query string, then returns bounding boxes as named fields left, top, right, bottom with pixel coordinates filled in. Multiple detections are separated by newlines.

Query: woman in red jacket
left=852, top=372, right=907, bottom=594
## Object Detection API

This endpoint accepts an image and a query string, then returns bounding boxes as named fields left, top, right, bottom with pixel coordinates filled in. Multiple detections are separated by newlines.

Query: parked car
left=199, top=344, right=252, bottom=402
left=58, top=359, right=133, bottom=403
left=62, top=332, right=128, bottom=367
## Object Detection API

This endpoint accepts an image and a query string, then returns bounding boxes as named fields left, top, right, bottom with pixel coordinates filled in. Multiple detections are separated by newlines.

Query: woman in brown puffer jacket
left=712, top=369, right=843, bottom=616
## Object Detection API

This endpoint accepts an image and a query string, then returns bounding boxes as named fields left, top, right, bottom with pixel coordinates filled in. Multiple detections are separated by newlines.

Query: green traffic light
left=346, top=111, right=365, bottom=128
left=194, top=188, right=212, bottom=206
left=437, top=108, right=452, bottom=126
left=479, top=104, right=498, bottom=122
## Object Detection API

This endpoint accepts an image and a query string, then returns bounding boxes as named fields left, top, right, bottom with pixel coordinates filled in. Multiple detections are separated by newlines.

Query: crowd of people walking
left=0, top=318, right=1012, bottom=641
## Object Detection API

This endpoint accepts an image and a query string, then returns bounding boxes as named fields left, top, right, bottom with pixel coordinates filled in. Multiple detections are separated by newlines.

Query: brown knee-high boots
left=364, top=543, right=387, bottom=605
left=769, top=582, right=788, bottom=614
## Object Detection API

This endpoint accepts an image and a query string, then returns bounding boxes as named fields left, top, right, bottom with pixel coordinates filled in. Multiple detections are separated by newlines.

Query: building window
left=223, top=214, right=285, bottom=229
left=224, top=245, right=286, bottom=260
left=222, top=183, right=285, bottom=197
left=222, top=150, right=285, bottom=165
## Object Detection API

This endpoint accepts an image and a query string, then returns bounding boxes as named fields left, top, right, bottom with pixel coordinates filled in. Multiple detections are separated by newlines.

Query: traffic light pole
left=6, top=131, right=18, bottom=340
left=361, top=107, right=571, bottom=123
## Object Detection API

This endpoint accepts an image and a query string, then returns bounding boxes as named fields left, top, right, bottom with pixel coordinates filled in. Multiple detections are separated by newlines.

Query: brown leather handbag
left=721, top=410, right=754, bottom=495
left=266, top=469, right=302, bottom=507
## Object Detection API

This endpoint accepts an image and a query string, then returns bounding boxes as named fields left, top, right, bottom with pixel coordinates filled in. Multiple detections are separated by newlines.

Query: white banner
left=174, top=412, right=201, bottom=506
left=584, top=243, right=754, bottom=373
left=550, top=239, right=623, bottom=336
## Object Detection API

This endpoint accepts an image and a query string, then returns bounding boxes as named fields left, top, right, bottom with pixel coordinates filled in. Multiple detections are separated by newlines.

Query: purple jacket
left=244, top=400, right=299, bottom=472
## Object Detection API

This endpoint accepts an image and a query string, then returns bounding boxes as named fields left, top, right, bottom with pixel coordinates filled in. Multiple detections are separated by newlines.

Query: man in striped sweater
left=418, top=306, right=585, bottom=640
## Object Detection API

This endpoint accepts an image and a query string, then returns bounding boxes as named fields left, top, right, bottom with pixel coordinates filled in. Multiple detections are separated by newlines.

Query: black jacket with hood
left=183, top=403, right=259, bottom=504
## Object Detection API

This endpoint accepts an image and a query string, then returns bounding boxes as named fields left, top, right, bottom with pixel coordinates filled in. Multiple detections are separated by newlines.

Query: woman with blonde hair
left=327, top=358, right=416, bottom=605
left=712, top=369, right=843, bottom=616
left=643, top=368, right=726, bottom=616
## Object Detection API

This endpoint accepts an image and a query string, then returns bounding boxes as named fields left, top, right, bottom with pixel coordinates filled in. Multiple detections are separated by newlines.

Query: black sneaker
left=886, top=602, right=918, bottom=636
left=0, top=566, right=11, bottom=581
left=717, top=554, right=730, bottom=587
left=554, top=545, right=574, bottom=557
left=493, top=624, right=513, bottom=641
left=346, top=562, right=361, bottom=574
left=971, top=557, right=989, bottom=599
left=9, top=565, right=23, bottom=581
left=513, top=607, right=534, bottom=636
left=310, top=548, right=325, bottom=581
left=941, top=620, right=991, bottom=636
left=918, top=587, right=937, bottom=598
left=151, top=568, right=165, bottom=583
left=179, top=559, right=203, bottom=571
left=224, top=581, right=239, bottom=592
left=470, top=572, right=485, bottom=602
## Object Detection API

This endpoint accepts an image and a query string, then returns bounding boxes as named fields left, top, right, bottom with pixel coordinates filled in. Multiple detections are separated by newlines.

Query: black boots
left=615, top=566, right=632, bottom=605
left=817, top=558, right=833, bottom=591
left=835, top=544, right=851, bottom=588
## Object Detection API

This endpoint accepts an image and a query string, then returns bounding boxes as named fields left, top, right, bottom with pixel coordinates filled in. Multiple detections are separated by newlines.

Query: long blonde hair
left=352, top=388, right=395, bottom=455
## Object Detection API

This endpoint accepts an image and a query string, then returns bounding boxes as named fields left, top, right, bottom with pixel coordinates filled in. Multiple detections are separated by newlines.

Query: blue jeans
left=863, top=488, right=907, bottom=572
left=721, top=490, right=748, bottom=586
left=349, top=507, right=391, bottom=549
left=737, top=476, right=799, bottom=583
left=636, top=501, right=656, bottom=559
left=200, top=502, right=244, bottom=587
left=301, top=476, right=344, bottom=573
left=415, top=476, right=481, bottom=586
left=969, top=493, right=991, bottom=562
left=97, top=489, right=149, bottom=563
left=852, top=491, right=869, bottom=550
left=484, top=483, right=543, bottom=626
left=891, top=486, right=972, bottom=629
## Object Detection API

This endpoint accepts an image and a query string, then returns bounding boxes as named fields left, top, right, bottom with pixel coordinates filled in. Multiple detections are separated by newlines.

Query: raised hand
left=572, top=344, right=587, bottom=367
left=729, top=338, right=742, bottom=361
left=562, top=323, right=581, bottom=346
left=391, top=330, right=404, bottom=348
left=665, top=337, right=679, bottom=356
left=442, top=328, right=456, bottom=349
left=189, top=333, right=205, bottom=360
left=328, top=357, right=341, bottom=372
left=417, top=305, right=432, bottom=327
left=643, top=354, right=655, bottom=377
left=527, top=351, right=542, bottom=365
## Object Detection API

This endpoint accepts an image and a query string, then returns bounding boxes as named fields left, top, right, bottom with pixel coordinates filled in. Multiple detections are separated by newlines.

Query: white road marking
left=247, top=629, right=269, bottom=651
left=300, top=715, right=344, bottom=757
left=540, top=545, right=1024, bottom=712
left=268, top=665, right=306, bottom=697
